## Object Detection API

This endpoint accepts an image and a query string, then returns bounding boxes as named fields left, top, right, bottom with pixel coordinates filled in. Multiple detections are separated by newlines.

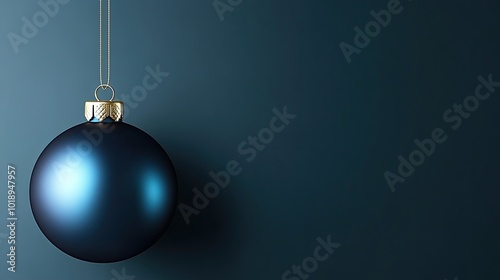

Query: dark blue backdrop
left=0, top=0, right=499, bottom=279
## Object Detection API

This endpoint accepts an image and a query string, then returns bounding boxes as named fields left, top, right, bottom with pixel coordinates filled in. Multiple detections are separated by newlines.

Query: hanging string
left=99, top=0, right=111, bottom=90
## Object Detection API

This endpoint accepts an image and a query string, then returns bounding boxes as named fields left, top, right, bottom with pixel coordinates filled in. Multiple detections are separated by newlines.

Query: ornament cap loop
left=95, top=84, right=115, bottom=101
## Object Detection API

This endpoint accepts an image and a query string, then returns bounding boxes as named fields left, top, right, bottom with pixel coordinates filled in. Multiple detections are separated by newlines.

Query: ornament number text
left=7, top=165, right=17, bottom=273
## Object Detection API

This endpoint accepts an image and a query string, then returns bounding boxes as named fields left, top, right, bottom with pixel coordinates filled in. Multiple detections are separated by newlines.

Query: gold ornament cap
left=85, top=85, right=124, bottom=122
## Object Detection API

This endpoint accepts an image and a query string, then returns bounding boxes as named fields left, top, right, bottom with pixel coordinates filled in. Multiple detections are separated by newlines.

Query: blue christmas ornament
left=30, top=85, right=177, bottom=263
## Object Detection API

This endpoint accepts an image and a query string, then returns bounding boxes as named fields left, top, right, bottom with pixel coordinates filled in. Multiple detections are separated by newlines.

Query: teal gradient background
left=1, top=0, right=500, bottom=279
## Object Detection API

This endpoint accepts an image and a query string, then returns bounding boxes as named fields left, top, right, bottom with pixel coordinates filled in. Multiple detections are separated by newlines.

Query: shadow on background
left=136, top=136, right=244, bottom=270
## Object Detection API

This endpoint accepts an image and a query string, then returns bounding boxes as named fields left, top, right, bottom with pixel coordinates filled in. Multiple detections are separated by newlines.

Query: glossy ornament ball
left=30, top=122, right=177, bottom=263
